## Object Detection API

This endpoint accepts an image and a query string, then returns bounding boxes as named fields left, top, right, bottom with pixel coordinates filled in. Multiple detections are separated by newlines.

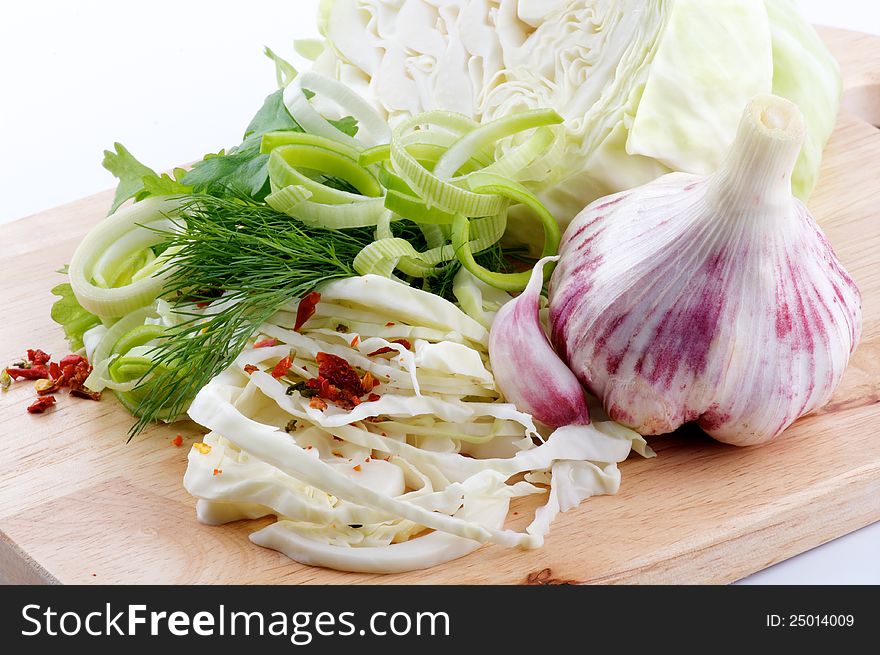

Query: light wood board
left=0, top=27, right=878, bottom=585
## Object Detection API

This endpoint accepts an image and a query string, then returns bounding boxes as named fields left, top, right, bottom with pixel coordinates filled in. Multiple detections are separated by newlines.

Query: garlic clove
left=489, top=256, right=591, bottom=428
left=549, top=94, right=862, bottom=446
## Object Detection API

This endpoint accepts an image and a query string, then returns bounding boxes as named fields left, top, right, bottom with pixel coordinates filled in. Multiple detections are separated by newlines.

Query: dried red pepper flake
left=309, top=397, right=328, bottom=411
left=6, top=365, right=50, bottom=381
left=213, top=468, right=223, bottom=476
left=316, top=352, right=363, bottom=394
left=58, top=354, right=86, bottom=369
left=66, top=360, right=93, bottom=391
left=49, top=362, right=62, bottom=379
left=172, top=435, right=184, bottom=447
left=350, top=335, right=360, bottom=348
left=368, top=393, right=381, bottom=402
left=385, top=322, right=395, bottom=327
left=27, top=349, right=51, bottom=366
left=294, top=291, right=321, bottom=332
left=243, top=364, right=259, bottom=375
left=254, top=338, right=279, bottom=348
left=353, top=464, right=362, bottom=472
left=70, top=387, right=102, bottom=401
left=27, top=396, right=56, bottom=414
left=195, top=301, right=210, bottom=309
left=367, top=339, right=412, bottom=357
left=271, top=355, right=293, bottom=379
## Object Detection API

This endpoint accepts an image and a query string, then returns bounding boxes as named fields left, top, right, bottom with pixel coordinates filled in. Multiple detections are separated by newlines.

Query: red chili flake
left=254, top=338, right=279, bottom=348
left=294, top=291, right=321, bottom=332
left=316, top=352, right=363, bottom=394
left=243, top=364, right=259, bottom=374
left=171, top=435, right=184, bottom=447
left=70, top=388, right=102, bottom=401
left=271, top=355, right=293, bottom=379
left=367, top=339, right=412, bottom=357
left=49, top=362, right=62, bottom=379
left=195, top=301, right=210, bottom=309
left=6, top=365, right=49, bottom=381
left=368, top=393, right=380, bottom=402
left=361, top=371, right=376, bottom=393
left=213, top=468, right=222, bottom=476
left=27, top=349, right=51, bottom=366
left=350, top=335, right=360, bottom=348
left=27, top=396, right=56, bottom=414
left=353, top=464, right=362, bottom=472
left=58, top=354, right=86, bottom=369
left=365, top=457, right=371, bottom=463
left=309, top=397, right=328, bottom=411
left=65, top=359, right=92, bottom=391
left=385, top=322, right=395, bottom=327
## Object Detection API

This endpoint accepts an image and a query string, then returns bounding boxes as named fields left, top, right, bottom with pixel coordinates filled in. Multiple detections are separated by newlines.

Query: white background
left=1, top=1, right=877, bottom=583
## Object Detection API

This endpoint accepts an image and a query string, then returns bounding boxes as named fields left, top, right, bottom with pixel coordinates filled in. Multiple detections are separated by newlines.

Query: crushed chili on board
left=70, top=388, right=101, bottom=401
left=294, top=291, right=321, bottom=332
left=7, top=348, right=100, bottom=413
left=5, top=365, right=49, bottom=381
left=27, top=349, right=51, bottom=366
left=172, top=435, right=184, bottom=447
left=27, top=396, right=57, bottom=414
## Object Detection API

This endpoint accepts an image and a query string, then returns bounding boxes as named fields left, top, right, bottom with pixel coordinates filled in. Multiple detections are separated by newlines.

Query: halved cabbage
left=310, top=0, right=840, bottom=227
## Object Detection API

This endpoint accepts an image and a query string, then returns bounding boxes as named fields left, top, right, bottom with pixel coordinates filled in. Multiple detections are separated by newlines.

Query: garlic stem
left=710, top=94, right=806, bottom=211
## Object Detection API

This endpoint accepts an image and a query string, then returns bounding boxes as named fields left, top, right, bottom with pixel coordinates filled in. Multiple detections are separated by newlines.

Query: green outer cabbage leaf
left=763, top=0, right=841, bottom=199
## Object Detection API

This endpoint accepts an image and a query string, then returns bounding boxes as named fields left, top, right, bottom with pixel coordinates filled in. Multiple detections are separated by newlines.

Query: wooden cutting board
left=1, top=27, right=878, bottom=585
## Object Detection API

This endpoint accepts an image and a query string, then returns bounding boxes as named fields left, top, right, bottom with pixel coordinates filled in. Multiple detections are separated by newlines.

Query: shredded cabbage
left=183, top=274, right=653, bottom=572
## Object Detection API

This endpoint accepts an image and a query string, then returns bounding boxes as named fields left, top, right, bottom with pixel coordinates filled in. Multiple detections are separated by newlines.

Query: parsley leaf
left=102, top=143, right=156, bottom=214
left=184, top=90, right=303, bottom=201
left=328, top=115, right=359, bottom=137
left=140, top=168, right=192, bottom=197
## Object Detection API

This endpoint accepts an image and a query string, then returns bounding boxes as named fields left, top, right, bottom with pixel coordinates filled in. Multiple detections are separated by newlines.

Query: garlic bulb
left=548, top=95, right=862, bottom=446
left=489, top=256, right=590, bottom=428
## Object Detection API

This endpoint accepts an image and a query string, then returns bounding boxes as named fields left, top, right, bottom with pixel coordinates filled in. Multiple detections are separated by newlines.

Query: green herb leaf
left=102, top=143, right=157, bottom=214
left=50, top=283, right=102, bottom=350
left=140, top=168, right=192, bottom=197
left=328, top=115, right=359, bottom=137
left=184, top=90, right=305, bottom=201
left=244, top=89, right=300, bottom=139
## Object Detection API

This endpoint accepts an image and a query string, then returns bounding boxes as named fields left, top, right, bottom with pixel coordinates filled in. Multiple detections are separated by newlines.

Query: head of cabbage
left=307, top=0, right=840, bottom=229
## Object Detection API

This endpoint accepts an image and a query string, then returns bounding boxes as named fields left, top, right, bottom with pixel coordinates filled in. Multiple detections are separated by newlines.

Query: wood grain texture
left=0, top=27, right=877, bottom=585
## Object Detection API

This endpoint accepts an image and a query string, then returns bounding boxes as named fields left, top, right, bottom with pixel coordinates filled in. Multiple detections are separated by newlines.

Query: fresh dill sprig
left=129, top=195, right=375, bottom=437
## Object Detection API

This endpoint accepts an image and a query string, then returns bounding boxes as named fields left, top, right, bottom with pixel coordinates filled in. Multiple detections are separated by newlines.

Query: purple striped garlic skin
left=489, top=256, right=591, bottom=428
left=548, top=95, right=862, bottom=446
